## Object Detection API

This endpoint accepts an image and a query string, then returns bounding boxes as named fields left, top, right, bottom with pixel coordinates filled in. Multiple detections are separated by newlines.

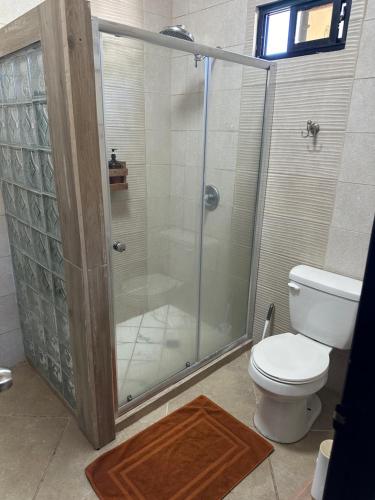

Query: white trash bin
left=311, top=439, right=333, bottom=500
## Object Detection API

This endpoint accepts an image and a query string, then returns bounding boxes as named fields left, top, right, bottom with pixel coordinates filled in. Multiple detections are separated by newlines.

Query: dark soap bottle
left=108, top=148, right=122, bottom=168
left=108, top=148, right=122, bottom=184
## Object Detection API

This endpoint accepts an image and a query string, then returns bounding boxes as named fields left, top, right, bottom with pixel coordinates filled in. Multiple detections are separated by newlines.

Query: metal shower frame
left=91, top=17, right=276, bottom=420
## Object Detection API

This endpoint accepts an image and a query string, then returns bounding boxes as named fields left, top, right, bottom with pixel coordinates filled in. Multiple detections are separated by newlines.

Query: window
left=256, top=0, right=351, bottom=59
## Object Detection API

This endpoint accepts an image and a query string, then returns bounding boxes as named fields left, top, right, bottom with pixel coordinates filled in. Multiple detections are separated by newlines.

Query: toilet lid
left=252, top=333, right=330, bottom=384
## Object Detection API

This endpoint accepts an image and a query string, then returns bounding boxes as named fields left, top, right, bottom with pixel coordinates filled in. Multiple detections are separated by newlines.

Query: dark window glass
left=256, top=0, right=351, bottom=60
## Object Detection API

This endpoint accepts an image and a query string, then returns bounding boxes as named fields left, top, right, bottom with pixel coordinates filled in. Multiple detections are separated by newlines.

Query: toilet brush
left=261, top=303, right=275, bottom=340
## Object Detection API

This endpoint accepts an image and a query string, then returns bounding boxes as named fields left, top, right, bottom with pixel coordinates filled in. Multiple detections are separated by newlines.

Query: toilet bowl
left=249, top=333, right=331, bottom=443
left=249, top=265, right=362, bottom=444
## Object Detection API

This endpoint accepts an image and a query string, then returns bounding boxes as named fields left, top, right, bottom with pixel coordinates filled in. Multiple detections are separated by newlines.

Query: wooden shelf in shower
left=109, top=162, right=128, bottom=192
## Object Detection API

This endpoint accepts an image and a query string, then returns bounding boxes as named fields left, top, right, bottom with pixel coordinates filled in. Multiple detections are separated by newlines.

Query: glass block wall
left=0, top=43, right=76, bottom=409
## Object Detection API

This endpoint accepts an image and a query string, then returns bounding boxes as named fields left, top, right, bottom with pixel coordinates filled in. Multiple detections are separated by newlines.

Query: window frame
left=256, top=0, right=351, bottom=60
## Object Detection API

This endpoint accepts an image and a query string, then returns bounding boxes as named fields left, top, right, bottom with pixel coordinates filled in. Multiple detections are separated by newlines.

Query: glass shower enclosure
left=93, top=19, right=275, bottom=412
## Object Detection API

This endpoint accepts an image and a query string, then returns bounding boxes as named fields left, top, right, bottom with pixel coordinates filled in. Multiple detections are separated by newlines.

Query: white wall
left=253, top=0, right=368, bottom=345
left=0, top=0, right=42, bottom=27
left=325, top=0, right=375, bottom=279
left=171, top=0, right=370, bottom=393
left=2, top=0, right=374, bottom=378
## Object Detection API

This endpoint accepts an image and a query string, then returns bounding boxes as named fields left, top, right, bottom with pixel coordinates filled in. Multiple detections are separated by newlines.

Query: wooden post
left=0, top=0, right=116, bottom=448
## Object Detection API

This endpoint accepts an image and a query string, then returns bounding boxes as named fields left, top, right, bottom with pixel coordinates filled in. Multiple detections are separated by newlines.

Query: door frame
left=323, top=216, right=375, bottom=499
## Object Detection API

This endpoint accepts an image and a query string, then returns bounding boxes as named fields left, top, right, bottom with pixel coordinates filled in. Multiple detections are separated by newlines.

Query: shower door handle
left=113, top=241, right=126, bottom=253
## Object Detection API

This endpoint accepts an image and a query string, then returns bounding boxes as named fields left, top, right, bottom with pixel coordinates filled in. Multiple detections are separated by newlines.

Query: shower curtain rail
left=95, top=17, right=274, bottom=71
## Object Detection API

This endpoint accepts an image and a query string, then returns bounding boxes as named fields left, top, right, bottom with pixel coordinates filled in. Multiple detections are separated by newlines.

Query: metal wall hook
left=302, top=120, right=320, bottom=138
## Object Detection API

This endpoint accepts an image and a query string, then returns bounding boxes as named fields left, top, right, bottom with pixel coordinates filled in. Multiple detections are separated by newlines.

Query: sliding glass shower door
left=98, top=26, right=271, bottom=409
left=199, top=60, right=268, bottom=359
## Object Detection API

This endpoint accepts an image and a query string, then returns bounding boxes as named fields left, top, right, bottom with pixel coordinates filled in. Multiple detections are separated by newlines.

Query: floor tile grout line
left=32, top=417, right=71, bottom=500
left=291, top=479, right=314, bottom=500
left=269, top=457, right=280, bottom=500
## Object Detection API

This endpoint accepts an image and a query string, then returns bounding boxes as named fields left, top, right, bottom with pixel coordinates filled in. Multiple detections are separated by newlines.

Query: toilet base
left=253, top=388, right=322, bottom=444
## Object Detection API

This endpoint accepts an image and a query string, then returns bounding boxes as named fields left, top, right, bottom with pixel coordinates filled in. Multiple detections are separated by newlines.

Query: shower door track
left=92, top=18, right=276, bottom=419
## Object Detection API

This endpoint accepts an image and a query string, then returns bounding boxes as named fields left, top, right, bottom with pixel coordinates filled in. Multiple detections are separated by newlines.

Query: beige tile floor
left=0, top=353, right=337, bottom=500
left=116, top=304, right=238, bottom=405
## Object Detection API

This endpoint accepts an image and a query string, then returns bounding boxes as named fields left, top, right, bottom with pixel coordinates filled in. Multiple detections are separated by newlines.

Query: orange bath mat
left=86, top=395, right=274, bottom=499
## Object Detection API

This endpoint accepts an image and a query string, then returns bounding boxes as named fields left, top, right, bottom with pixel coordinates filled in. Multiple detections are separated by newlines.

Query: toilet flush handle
left=288, top=281, right=300, bottom=292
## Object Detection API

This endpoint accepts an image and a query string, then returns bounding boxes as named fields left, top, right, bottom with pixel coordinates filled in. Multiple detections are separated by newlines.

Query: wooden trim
left=109, top=164, right=128, bottom=191
left=40, top=0, right=115, bottom=448
left=0, top=0, right=116, bottom=449
left=115, top=341, right=252, bottom=432
left=0, top=6, right=41, bottom=58
left=63, top=0, right=115, bottom=447
left=39, top=1, right=82, bottom=268
left=109, top=167, right=128, bottom=177
left=91, top=17, right=119, bottom=416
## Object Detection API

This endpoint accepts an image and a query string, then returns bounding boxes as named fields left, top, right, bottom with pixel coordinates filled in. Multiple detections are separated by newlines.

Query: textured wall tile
left=260, top=214, right=330, bottom=264
left=189, top=0, right=230, bottom=13
left=206, top=131, right=239, bottom=171
left=331, top=182, right=375, bottom=233
left=91, top=0, right=144, bottom=26
left=207, top=89, right=241, bottom=130
left=275, top=17, right=362, bottom=83
left=264, top=174, right=337, bottom=224
left=144, top=0, right=171, bottom=17
left=145, top=52, right=171, bottom=93
left=171, top=93, right=204, bottom=130
left=145, top=93, right=170, bottom=130
left=173, top=0, right=188, bottom=17
left=350, top=0, right=367, bottom=20
left=355, top=19, right=375, bottom=78
left=340, top=132, right=375, bottom=185
left=325, top=226, right=371, bottom=280
left=257, top=249, right=304, bottom=299
left=143, top=12, right=170, bottom=32
left=187, top=0, right=248, bottom=48
left=347, top=78, right=375, bottom=133
left=253, top=285, right=291, bottom=343
left=0, top=328, right=24, bottom=367
left=210, top=58, right=243, bottom=91
left=268, top=130, right=344, bottom=179
left=273, top=79, right=353, bottom=131
left=366, top=0, right=375, bottom=20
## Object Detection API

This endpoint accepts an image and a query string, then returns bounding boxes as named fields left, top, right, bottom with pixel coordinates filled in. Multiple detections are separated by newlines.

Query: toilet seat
left=252, top=333, right=331, bottom=385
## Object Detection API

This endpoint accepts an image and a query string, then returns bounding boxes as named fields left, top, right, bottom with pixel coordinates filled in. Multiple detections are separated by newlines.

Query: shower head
left=159, top=25, right=205, bottom=67
left=159, top=25, right=195, bottom=42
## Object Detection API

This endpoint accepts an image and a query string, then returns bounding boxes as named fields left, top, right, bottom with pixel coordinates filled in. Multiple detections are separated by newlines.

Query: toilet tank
left=288, top=265, right=362, bottom=350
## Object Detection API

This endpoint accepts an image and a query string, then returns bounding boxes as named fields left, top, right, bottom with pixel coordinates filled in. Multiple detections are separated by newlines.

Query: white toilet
left=249, top=265, right=362, bottom=444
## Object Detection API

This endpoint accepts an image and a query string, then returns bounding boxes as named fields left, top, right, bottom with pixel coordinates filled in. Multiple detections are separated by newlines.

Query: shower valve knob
left=113, top=241, right=126, bottom=252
